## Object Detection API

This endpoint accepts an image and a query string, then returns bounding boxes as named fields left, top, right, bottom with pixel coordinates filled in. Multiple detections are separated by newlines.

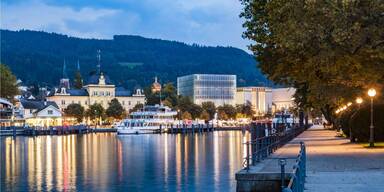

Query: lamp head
left=368, top=88, right=376, bottom=97
left=356, top=97, right=363, bottom=104
left=347, top=102, right=352, bottom=107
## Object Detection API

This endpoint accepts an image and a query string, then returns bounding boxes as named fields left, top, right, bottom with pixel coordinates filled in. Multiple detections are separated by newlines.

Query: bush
left=349, top=103, right=384, bottom=142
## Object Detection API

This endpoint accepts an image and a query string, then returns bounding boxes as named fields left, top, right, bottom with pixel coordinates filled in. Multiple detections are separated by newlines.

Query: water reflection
left=1, top=131, right=249, bottom=191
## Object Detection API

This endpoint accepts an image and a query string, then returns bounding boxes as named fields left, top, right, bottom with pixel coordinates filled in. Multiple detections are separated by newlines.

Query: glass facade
left=177, top=74, right=236, bottom=106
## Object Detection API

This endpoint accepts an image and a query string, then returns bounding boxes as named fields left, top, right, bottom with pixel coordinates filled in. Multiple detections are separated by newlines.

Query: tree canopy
left=0, top=64, right=19, bottom=101
left=86, top=103, right=105, bottom=122
left=106, top=98, right=125, bottom=119
left=64, top=103, right=84, bottom=123
left=240, top=0, right=384, bottom=123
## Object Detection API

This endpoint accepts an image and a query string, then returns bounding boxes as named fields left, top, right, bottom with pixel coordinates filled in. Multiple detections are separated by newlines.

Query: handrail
left=283, top=142, right=306, bottom=192
left=243, top=125, right=306, bottom=170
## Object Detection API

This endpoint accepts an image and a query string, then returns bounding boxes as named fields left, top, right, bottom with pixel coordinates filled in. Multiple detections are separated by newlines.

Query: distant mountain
left=0, top=29, right=267, bottom=90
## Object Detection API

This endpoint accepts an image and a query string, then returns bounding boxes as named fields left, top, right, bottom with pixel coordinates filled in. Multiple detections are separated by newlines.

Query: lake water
left=1, top=131, right=250, bottom=191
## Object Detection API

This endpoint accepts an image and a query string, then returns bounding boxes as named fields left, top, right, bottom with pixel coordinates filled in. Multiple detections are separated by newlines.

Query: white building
left=272, top=88, right=296, bottom=112
left=47, top=58, right=145, bottom=113
left=19, top=99, right=62, bottom=127
left=235, top=87, right=272, bottom=116
left=177, top=74, right=236, bottom=106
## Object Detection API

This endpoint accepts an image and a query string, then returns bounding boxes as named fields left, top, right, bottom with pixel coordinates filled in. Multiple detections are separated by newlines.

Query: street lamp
left=356, top=97, right=363, bottom=105
left=368, top=88, right=376, bottom=147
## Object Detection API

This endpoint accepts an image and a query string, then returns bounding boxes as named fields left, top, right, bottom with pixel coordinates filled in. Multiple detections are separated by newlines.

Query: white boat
left=115, top=105, right=177, bottom=134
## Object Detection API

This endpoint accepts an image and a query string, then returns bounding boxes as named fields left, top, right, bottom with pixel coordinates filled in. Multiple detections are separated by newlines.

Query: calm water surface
left=1, top=131, right=249, bottom=191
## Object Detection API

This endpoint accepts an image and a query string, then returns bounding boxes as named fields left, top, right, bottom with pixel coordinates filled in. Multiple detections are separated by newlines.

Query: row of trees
left=144, top=83, right=255, bottom=120
left=241, top=0, right=384, bottom=125
left=64, top=98, right=125, bottom=124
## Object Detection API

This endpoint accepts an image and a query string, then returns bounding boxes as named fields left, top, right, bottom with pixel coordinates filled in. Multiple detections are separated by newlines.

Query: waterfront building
left=177, top=74, right=236, bottom=106
left=47, top=54, right=145, bottom=112
left=272, top=88, right=296, bottom=112
left=19, top=99, right=62, bottom=127
left=235, top=87, right=272, bottom=116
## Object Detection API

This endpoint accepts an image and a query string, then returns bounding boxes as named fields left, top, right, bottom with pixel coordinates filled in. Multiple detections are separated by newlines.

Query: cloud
left=1, top=0, right=122, bottom=38
left=1, top=0, right=251, bottom=51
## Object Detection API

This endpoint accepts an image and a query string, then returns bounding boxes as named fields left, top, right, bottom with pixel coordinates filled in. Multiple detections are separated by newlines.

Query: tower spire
left=63, top=59, right=68, bottom=78
left=77, top=59, right=80, bottom=71
left=97, top=50, right=101, bottom=74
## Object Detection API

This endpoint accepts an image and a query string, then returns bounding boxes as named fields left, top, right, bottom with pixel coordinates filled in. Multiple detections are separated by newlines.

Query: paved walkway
left=259, top=125, right=384, bottom=192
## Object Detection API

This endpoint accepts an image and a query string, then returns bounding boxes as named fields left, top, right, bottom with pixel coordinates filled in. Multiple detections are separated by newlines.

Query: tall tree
left=217, top=104, right=237, bottom=119
left=0, top=64, right=19, bottom=101
left=181, top=111, right=192, bottom=120
left=86, top=103, right=105, bottom=123
left=73, top=70, right=83, bottom=89
left=106, top=98, right=125, bottom=119
left=202, top=101, right=216, bottom=120
left=64, top=103, right=84, bottom=123
left=240, top=0, right=384, bottom=123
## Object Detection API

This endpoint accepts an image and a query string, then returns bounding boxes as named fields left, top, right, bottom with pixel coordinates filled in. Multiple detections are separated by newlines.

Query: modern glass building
left=177, top=74, right=236, bottom=106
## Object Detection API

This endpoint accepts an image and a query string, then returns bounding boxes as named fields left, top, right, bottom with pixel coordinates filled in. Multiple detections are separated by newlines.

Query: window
left=72, top=101, right=74, bottom=104
left=78, top=101, right=81, bottom=104
left=61, top=100, right=65, bottom=105
left=85, top=101, right=88, bottom=105
left=30, top=109, right=33, bottom=114
left=47, top=110, right=53, bottom=115
left=122, top=101, right=125, bottom=105
left=128, top=101, right=131, bottom=105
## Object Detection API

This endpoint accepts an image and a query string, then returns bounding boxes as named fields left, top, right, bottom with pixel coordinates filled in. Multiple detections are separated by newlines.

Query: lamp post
left=368, top=88, right=376, bottom=147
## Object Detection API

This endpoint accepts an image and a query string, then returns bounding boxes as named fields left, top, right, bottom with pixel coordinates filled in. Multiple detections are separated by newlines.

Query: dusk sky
left=1, top=0, right=251, bottom=51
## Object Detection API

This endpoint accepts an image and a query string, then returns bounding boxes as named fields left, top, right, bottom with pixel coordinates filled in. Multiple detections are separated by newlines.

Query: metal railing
left=283, top=141, right=306, bottom=192
left=243, top=125, right=306, bottom=170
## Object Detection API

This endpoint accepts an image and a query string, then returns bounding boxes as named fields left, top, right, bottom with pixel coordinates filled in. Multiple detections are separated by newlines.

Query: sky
left=1, top=0, right=251, bottom=51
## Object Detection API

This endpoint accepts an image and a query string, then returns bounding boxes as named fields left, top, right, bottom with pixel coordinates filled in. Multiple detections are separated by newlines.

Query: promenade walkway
left=259, top=125, right=384, bottom=192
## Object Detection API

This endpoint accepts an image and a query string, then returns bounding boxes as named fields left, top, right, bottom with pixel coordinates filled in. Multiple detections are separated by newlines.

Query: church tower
left=60, top=59, right=70, bottom=89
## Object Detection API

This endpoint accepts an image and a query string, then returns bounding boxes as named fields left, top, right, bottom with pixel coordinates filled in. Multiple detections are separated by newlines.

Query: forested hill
left=0, top=29, right=267, bottom=90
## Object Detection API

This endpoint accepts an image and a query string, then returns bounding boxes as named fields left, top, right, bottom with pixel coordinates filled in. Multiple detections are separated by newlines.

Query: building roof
left=87, top=73, right=113, bottom=85
left=67, top=89, right=89, bottom=96
left=115, top=87, right=131, bottom=97
left=20, top=99, right=59, bottom=110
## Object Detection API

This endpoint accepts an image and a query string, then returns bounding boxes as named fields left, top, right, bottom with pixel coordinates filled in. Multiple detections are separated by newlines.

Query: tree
left=162, top=83, right=178, bottom=108
left=240, top=0, right=384, bottom=124
left=218, top=110, right=229, bottom=120
left=236, top=101, right=254, bottom=118
left=202, top=101, right=216, bottom=120
left=200, top=110, right=210, bottom=121
left=106, top=98, right=125, bottom=119
left=144, top=86, right=160, bottom=105
left=189, top=104, right=203, bottom=119
left=217, top=104, right=237, bottom=119
left=177, top=96, right=194, bottom=112
left=73, top=70, right=83, bottom=89
left=130, top=103, right=144, bottom=112
left=64, top=103, right=84, bottom=123
left=0, top=64, right=19, bottom=101
left=181, top=111, right=192, bottom=120
left=86, top=103, right=105, bottom=123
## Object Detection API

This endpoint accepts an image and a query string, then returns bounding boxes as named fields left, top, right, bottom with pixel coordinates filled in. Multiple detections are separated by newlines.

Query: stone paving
left=258, top=125, right=384, bottom=192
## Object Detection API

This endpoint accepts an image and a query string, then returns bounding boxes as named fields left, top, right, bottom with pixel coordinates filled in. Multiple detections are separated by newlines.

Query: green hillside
left=0, top=29, right=267, bottom=90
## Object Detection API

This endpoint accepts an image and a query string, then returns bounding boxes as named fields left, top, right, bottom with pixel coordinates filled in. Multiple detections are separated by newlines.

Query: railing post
left=279, top=159, right=286, bottom=191
left=246, top=141, right=250, bottom=171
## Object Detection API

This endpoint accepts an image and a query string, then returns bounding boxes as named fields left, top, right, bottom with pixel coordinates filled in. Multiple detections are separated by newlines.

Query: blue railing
left=282, top=141, right=306, bottom=192
left=243, top=125, right=306, bottom=170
